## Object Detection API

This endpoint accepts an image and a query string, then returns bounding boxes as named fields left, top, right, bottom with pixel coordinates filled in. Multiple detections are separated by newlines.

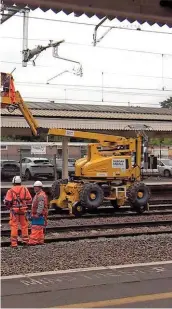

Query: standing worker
left=29, top=181, right=48, bottom=245
left=4, top=176, right=32, bottom=247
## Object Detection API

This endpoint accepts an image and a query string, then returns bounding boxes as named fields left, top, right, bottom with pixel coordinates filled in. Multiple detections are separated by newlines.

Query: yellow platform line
left=55, top=291, right=172, bottom=308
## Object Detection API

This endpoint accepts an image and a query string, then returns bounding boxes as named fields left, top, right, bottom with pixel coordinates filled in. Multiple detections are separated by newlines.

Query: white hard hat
left=12, top=176, right=21, bottom=184
left=33, top=181, right=43, bottom=187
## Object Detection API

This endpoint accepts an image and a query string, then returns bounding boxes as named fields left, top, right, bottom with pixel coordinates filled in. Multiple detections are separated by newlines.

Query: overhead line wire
left=1, top=35, right=172, bottom=56
left=2, top=60, right=172, bottom=81
left=21, top=96, right=163, bottom=106
left=15, top=81, right=172, bottom=93
left=2, top=12, right=172, bottom=36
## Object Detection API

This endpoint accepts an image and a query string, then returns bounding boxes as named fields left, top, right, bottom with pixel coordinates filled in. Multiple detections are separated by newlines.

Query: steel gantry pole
left=22, top=9, right=29, bottom=67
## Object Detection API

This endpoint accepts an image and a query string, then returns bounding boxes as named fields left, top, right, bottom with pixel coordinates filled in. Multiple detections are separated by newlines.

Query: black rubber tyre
left=25, top=169, right=32, bottom=180
left=51, top=179, right=61, bottom=200
left=164, top=170, right=170, bottom=177
left=51, top=179, right=68, bottom=200
left=72, top=202, right=85, bottom=217
left=127, top=182, right=150, bottom=214
left=110, top=200, right=120, bottom=211
left=80, top=183, right=104, bottom=209
left=50, top=203, right=62, bottom=213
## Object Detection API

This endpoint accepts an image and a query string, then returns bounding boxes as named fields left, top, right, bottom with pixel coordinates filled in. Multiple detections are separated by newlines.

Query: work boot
left=20, top=242, right=28, bottom=246
left=11, top=244, right=18, bottom=248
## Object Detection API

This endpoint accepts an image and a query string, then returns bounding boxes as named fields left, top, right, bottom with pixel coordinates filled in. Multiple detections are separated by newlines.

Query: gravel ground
left=1, top=234, right=172, bottom=276
left=1, top=214, right=172, bottom=230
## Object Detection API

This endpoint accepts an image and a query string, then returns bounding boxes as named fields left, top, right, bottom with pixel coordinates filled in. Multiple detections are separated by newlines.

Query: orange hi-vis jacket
left=32, top=190, right=48, bottom=219
left=5, top=185, right=32, bottom=213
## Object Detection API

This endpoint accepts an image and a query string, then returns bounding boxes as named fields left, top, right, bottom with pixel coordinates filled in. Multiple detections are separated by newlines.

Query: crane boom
left=1, top=72, right=136, bottom=147
left=48, top=128, right=135, bottom=146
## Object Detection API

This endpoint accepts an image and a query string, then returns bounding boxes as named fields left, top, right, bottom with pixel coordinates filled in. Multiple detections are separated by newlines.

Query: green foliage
left=160, top=97, right=172, bottom=108
left=1, top=135, right=28, bottom=142
left=1, top=134, right=62, bottom=142
left=150, top=138, right=172, bottom=146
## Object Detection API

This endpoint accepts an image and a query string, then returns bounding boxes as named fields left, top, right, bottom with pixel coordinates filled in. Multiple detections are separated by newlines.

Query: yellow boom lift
left=1, top=72, right=150, bottom=216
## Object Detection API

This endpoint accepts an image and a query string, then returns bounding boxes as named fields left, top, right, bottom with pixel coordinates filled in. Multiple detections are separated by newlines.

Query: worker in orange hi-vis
left=4, top=176, right=32, bottom=247
left=9, top=75, right=16, bottom=103
left=29, top=181, right=48, bottom=246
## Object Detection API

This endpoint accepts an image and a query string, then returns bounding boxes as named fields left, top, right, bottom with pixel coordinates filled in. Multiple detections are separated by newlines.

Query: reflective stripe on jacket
left=5, top=185, right=32, bottom=210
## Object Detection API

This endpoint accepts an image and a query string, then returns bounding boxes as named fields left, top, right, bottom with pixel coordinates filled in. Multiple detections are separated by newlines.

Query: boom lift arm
left=1, top=72, right=141, bottom=168
left=0, top=72, right=140, bottom=146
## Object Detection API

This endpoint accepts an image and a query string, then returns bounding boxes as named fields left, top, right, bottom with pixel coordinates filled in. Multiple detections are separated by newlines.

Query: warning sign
left=112, top=159, right=126, bottom=170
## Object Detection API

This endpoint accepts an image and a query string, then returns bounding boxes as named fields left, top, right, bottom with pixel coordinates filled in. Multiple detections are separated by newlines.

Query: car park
left=1, top=160, right=20, bottom=180
left=52, top=158, right=75, bottom=179
left=21, top=157, right=54, bottom=180
left=157, top=159, right=172, bottom=177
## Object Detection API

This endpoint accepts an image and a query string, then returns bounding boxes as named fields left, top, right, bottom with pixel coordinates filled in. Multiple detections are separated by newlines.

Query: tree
left=160, top=97, right=172, bottom=109
left=150, top=138, right=172, bottom=146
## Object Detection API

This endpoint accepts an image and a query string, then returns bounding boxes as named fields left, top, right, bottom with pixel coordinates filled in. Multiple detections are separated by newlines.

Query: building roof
left=3, top=0, right=172, bottom=27
left=2, top=116, right=172, bottom=132
left=1, top=102, right=172, bottom=132
left=24, top=102, right=172, bottom=115
left=1, top=102, right=172, bottom=121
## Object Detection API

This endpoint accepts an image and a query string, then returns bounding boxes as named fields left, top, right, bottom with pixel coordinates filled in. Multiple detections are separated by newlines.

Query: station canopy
left=2, top=0, right=172, bottom=27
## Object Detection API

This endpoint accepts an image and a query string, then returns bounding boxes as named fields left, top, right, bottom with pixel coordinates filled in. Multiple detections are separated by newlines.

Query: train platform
left=2, top=261, right=172, bottom=308
left=1, top=179, right=172, bottom=189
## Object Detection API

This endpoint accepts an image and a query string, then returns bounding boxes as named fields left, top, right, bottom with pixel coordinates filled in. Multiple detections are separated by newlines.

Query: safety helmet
left=12, top=176, right=21, bottom=184
left=33, top=180, right=43, bottom=187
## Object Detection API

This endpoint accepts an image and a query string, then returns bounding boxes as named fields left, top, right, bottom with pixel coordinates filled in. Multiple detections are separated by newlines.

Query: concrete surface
left=2, top=261, right=172, bottom=308
left=1, top=178, right=172, bottom=189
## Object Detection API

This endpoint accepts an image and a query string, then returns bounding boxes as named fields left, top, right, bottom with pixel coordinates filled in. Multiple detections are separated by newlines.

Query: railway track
left=1, top=208, right=172, bottom=223
left=2, top=219, right=172, bottom=247
left=1, top=203, right=172, bottom=222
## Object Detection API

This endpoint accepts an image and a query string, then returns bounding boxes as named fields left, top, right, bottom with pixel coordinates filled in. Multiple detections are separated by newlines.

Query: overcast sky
left=1, top=9, right=172, bottom=107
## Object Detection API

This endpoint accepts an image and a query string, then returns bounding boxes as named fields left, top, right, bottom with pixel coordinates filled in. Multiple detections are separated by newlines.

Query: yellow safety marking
left=137, top=191, right=143, bottom=198
left=76, top=205, right=82, bottom=211
left=55, top=291, right=172, bottom=308
left=90, top=193, right=96, bottom=200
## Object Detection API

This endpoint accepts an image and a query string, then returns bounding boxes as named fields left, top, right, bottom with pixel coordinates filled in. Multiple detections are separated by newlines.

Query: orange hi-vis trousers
left=29, top=225, right=45, bottom=245
left=10, top=211, right=29, bottom=247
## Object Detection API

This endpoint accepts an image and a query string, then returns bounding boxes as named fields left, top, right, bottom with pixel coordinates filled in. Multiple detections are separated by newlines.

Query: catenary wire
left=20, top=96, right=164, bottom=106
left=1, top=12, right=172, bottom=36
left=15, top=81, right=172, bottom=93
left=1, top=35, right=172, bottom=56
left=2, top=59, right=172, bottom=81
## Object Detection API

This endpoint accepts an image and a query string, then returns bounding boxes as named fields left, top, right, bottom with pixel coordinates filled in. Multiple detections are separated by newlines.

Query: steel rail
left=1, top=219, right=172, bottom=237
left=1, top=203, right=172, bottom=220
left=1, top=208, right=172, bottom=223
left=2, top=229, right=172, bottom=247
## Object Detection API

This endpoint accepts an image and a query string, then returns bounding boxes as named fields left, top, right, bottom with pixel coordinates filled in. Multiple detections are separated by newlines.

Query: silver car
left=21, top=157, right=54, bottom=180
left=51, top=158, right=75, bottom=179
left=157, top=159, right=172, bottom=177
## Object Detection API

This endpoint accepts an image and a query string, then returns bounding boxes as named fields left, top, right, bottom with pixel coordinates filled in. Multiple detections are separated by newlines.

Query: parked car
left=21, top=157, right=54, bottom=180
left=68, top=158, right=76, bottom=166
left=51, top=158, right=75, bottom=179
left=1, top=160, right=20, bottom=180
left=157, top=159, right=172, bottom=177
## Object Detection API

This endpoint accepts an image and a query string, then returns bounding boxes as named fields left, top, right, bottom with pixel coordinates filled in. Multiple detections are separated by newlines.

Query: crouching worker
left=29, top=181, right=48, bottom=245
left=4, top=176, right=32, bottom=247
